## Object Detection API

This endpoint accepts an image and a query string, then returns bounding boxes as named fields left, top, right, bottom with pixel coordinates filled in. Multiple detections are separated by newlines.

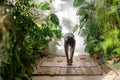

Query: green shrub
left=73, top=0, right=120, bottom=62
left=0, top=0, right=61, bottom=80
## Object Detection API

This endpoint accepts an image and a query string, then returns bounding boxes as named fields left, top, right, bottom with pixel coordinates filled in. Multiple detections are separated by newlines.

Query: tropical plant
left=73, top=0, right=120, bottom=62
left=0, top=0, right=61, bottom=80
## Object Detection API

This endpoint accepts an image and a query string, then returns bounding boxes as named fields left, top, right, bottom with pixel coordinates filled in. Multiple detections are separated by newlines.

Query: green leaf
left=80, top=19, right=86, bottom=28
left=48, top=14, right=59, bottom=25
left=15, top=52, right=23, bottom=66
left=94, top=47, right=100, bottom=52
left=114, top=0, right=120, bottom=2
left=73, top=0, right=85, bottom=7
left=37, top=1, right=51, bottom=10
left=77, top=7, right=87, bottom=15
left=15, top=78, right=22, bottom=80
left=101, top=39, right=113, bottom=53
left=33, top=20, right=42, bottom=29
left=108, top=6, right=117, bottom=14
left=73, top=24, right=79, bottom=33
left=113, top=48, right=120, bottom=55
left=55, top=30, right=62, bottom=39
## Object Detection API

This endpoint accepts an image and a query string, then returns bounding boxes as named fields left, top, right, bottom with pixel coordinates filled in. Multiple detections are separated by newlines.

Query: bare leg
left=70, top=41, right=76, bottom=64
left=64, top=40, right=69, bottom=64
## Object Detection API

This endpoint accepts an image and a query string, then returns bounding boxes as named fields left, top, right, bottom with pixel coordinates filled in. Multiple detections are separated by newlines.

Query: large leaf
left=73, top=24, right=79, bottom=33
left=73, top=0, right=85, bottom=7
left=48, top=14, right=59, bottom=25
left=101, top=39, right=113, bottom=53
left=77, top=7, right=88, bottom=15
left=108, top=6, right=117, bottom=14
left=37, top=1, right=51, bottom=10
left=113, top=48, right=120, bottom=55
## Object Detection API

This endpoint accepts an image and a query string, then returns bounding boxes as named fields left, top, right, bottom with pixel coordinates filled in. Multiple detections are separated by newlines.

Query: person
left=64, top=33, right=76, bottom=65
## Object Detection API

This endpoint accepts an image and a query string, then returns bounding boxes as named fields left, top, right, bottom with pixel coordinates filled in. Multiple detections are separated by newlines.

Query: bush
left=0, top=0, right=62, bottom=80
